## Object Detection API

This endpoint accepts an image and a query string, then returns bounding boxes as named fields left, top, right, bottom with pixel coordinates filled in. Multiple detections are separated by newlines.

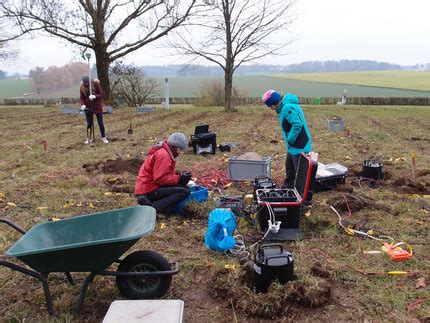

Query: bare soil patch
left=83, top=158, right=143, bottom=174
left=328, top=192, right=392, bottom=213
left=2, top=105, right=429, bottom=321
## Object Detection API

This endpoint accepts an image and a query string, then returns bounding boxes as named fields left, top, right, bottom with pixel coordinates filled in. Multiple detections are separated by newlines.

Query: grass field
left=0, top=79, right=33, bottom=98
left=3, top=74, right=430, bottom=100
left=0, top=104, right=429, bottom=321
left=274, top=71, right=430, bottom=92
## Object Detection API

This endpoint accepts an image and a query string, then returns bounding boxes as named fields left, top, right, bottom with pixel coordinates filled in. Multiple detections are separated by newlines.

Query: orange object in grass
left=382, top=242, right=412, bottom=262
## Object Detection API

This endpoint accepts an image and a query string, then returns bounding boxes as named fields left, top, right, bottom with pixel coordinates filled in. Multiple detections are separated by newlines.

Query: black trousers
left=143, top=186, right=190, bottom=213
left=85, top=111, right=106, bottom=138
left=284, top=154, right=300, bottom=188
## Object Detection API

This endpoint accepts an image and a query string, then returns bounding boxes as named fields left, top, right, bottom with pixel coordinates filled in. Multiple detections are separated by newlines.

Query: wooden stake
left=42, top=140, right=47, bottom=154
left=411, top=152, right=416, bottom=182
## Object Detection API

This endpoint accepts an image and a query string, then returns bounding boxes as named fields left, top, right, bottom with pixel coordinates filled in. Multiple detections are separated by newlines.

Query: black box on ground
left=190, top=125, right=217, bottom=154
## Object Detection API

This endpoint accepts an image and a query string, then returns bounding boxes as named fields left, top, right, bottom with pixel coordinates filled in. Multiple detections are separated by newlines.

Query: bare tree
left=0, top=0, right=197, bottom=101
left=171, top=0, right=295, bottom=112
left=0, top=2, right=17, bottom=62
left=0, top=40, right=12, bottom=62
left=29, top=62, right=88, bottom=94
left=110, top=62, right=160, bottom=107
left=195, top=78, right=245, bottom=107
left=29, top=67, right=45, bottom=94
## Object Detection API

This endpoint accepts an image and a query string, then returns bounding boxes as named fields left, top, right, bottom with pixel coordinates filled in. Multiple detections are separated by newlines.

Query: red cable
left=407, top=298, right=430, bottom=318
left=342, top=194, right=352, bottom=217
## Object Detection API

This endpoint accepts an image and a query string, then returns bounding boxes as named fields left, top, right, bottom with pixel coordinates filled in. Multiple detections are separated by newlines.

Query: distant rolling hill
left=273, top=71, right=430, bottom=92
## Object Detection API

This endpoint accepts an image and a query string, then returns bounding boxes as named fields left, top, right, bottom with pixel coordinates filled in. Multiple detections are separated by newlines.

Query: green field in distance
left=2, top=73, right=430, bottom=100
left=0, top=79, right=33, bottom=98
left=273, top=71, right=430, bottom=92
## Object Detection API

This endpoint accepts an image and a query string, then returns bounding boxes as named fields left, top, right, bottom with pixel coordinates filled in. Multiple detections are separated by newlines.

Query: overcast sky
left=1, top=0, right=429, bottom=74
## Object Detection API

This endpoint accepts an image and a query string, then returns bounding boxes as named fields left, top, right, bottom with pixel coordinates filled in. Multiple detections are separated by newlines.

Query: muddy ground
left=74, top=156, right=430, bottom=322
left=1, top=105, right=429, bottom=321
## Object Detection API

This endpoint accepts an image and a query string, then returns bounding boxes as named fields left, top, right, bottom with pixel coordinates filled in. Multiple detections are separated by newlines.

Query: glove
left=80, top=105, right=86, bottom=111
left=178, top=172, right=192, bottom=186
left=89, top=94, right=96, bottom=101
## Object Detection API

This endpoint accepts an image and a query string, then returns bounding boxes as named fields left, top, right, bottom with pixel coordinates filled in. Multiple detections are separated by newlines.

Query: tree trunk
left=94, top=49, right=111, bottom=103
left=224, top=66, right=233, bottom=112
left=224, top=0, right=233, bottom=112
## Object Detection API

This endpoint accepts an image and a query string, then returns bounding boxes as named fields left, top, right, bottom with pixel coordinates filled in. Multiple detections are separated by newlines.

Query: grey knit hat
left=82, top=75, right=90, bottom=84
left=167, top=132, right=188, bottom=149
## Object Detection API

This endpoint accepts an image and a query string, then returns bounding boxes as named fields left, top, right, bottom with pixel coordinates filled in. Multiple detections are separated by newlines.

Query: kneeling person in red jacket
left=134, top=132, right=191, bottom=214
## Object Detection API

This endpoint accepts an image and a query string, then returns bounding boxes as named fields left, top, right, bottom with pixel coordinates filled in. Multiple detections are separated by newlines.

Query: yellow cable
left=387, top=271, right=408, bottom=275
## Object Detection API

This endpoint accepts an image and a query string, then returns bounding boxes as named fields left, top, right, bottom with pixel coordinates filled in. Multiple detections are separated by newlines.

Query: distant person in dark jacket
left=134, top=132, right=191, bottom=214
left=262, top=90, right=312, bottom=188
left=80, top=75, right=108, bottom=144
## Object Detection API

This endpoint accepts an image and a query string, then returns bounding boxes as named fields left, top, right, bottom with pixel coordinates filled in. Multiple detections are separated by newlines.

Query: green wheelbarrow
left=0, top=205, right=179, bottom=315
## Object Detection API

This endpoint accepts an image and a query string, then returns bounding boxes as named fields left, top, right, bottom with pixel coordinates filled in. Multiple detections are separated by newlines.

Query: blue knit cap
left=262, top=90, right=282, bottom=107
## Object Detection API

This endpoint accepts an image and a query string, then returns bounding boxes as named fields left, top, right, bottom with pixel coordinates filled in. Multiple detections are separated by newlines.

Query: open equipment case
left=256, top=153, right=318, bottom=241
left=314, top=162, right=348, bottom=191
left=189, top=125, right=217, bottom=155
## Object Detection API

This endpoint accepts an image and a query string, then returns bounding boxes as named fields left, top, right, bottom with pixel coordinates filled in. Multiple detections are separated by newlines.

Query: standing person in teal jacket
left=262, top=90, right=312, bottom=188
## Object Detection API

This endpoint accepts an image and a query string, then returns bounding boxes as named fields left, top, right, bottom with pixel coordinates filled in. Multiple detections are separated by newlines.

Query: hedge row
left=1, top=96, right=429, bottom=106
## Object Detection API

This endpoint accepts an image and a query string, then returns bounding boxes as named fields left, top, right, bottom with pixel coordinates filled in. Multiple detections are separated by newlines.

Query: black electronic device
left=218, top=143, right=234, bottom=152
left=254, top=175, right=277, bottom=191
left=194, top=125, right=209, bottom=134
left=190, top=124, right=217, bottom=155
left=253, top=244, right=294, bottom=293
left=362, top=159, right=383, bottom=180
left=215, top=195, right=244, bottom=210
left=253, top=175, right=277, bottom=202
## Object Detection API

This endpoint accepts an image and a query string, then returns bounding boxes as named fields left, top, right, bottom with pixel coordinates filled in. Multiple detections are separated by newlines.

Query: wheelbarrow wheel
left=116, top=250, right=172, bottom=299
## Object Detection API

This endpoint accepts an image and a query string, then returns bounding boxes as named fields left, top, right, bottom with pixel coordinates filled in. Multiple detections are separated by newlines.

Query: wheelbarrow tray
left=5, top=206, right=156, bottom=273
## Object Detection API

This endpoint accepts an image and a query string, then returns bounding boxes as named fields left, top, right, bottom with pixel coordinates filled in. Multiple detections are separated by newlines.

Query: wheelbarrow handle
left=0, top=257, right=54, bottom=315
left=0, top=217, right=27, bottom=234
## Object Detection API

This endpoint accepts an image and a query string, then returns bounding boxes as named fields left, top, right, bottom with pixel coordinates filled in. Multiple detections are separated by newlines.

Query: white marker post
left=85, top=52, right=92, bottom=95
left=164, top=78, right=170, bottom=111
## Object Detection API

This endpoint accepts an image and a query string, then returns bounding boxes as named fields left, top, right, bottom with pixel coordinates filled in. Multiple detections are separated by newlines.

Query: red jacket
left=80, top=79, right=104, bottom=114
left=134, top=141, right=181, bottom=195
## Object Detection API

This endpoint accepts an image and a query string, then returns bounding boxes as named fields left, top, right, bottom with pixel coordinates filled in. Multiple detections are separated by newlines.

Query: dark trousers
left=144, top=186, right=190, bottom=213
left=284, top=154, right=300, bottom=188
left=85, top=111, right=105, bottom=138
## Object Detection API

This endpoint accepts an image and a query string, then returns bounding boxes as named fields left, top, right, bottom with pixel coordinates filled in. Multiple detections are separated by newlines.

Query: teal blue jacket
left=275, top=93, right=312, bottom=155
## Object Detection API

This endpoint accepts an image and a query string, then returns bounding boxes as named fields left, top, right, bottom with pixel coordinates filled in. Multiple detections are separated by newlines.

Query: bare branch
left=0, top=0, right=197, bottom=100
left=170, top=0, right=296, bottom=111
left=106, top=1, right=160, bottom=47
left=109, top=0, right=197, bottom=61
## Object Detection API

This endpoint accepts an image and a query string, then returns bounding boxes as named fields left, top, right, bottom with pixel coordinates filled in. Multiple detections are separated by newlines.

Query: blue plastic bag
left=204, top=208, right=236, bottom=251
